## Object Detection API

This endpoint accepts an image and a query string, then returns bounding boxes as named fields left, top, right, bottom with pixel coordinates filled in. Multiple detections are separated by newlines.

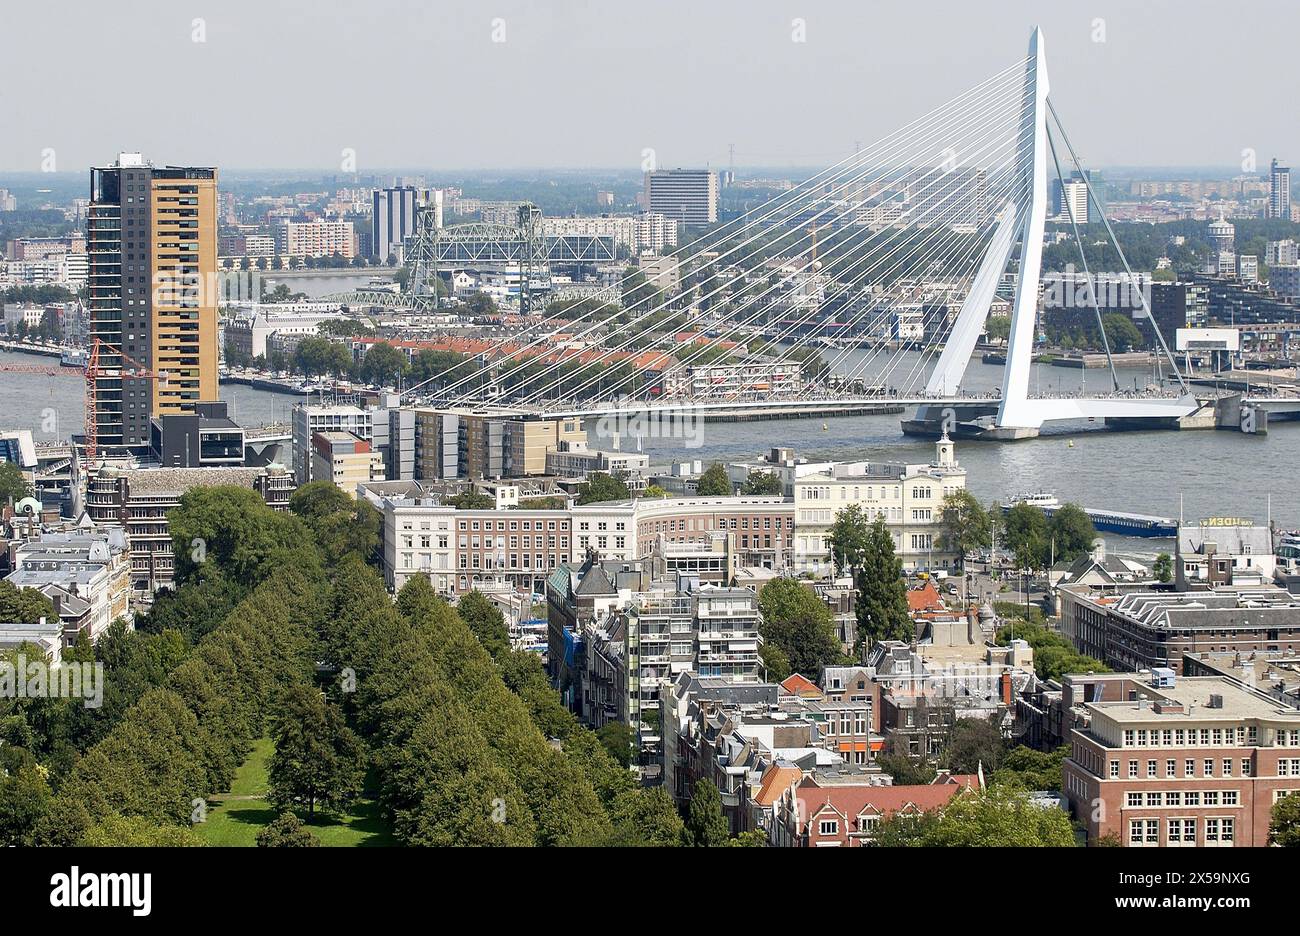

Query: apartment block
left=276, top=219, right=356, bottom=258
left=1061, top=671, right=1300, bottom=846
left=644, top=169, right=718, bottom=225
left=309, top=431, right=385, bottom=495
left=88, top=153, right=219, bottom=448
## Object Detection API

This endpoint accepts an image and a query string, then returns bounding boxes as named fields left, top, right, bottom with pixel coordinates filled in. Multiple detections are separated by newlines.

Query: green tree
left=757, top=578, right=841, bottom=677
left=937, top=490, right=991, bottom=567
left=0, top=581, right=55, bottom=625
left=293, top=336, right=353, bottom=377
left=359, top=341, right=410, bottom=388
left=695, top=463, right=732, bottom=496
left=643, top=484, right=670, bottom=499
left=828, top=505, right=872, bottom=573
left=1101, top=312, right=1143, bottom=353
left=854, top=518, right=913, bottom=652
left=464, top=291, right=498, bottom=317
left=992, top=744, right=1069, bottom=792
left=759, top=643, right=792, bottom=682
left=1003, top=501, right=1050, bottom=570
left=81, top=813, right=203, bottom=847
left=877, top=752, right=938, bottom=786
left=0, top=461, right=32, bottom=503
left=875, top=784, right=1078, bottom=847
left=996, top=619, right=1109, bottom=681
left=1270, top=794, right=1300, bottom=847
left=739, top=470, right=783, bottom=496
left=984, top=316, right=1011, bottom=341
left=1153, top=552, right=1173, bottom=584
left=609, top=787, right=685, bottom=847
left=577, top=471, right=630, bottom=505
left=457, top=590, right=509, bottom=659
left=1048, top=503, right=1096, bottom=564
left=943, top=717, right=1005, bottom=774
left=169, top=485, right=317, bottom=587
left=445, top=490, right=496, bottom=510
left=595, top=723, right=636, bottom=768
left=256, top=811, right=322, bottom=847
left=289, top=482, right=381, bottom=567
left=267, top=683, right=366, bottom=818
left=685, top=779, right=729, bottom=847
left=0, top=765, right=51, bottom=846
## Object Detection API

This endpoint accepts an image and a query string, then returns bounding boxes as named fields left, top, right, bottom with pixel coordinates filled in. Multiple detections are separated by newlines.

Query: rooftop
left=1089, top=675, right=1300, bottom=724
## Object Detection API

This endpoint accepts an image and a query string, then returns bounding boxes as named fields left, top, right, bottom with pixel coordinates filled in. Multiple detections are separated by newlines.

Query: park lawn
left=195, top=736, right=395, bottom=847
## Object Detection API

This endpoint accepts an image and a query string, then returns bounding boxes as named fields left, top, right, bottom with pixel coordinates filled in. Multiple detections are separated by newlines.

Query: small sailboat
left=1067, top=439, right=1074, bottom=448
left=822, top=422, right=828, bottom=431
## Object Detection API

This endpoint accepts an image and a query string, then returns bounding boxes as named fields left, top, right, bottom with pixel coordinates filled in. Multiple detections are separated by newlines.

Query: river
left=4, top=347, right=1294, bottom=552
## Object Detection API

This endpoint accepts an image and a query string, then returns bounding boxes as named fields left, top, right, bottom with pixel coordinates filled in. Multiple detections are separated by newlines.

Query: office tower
left=644, top=169, right=718, bottom=225
left=1057, top=178, right=1089, bottom=223
left=88, top=153, right=218, bottom=449
left=1269, top=158, right=1290, bottom=220
left=372, top=185, right=442, bottom=262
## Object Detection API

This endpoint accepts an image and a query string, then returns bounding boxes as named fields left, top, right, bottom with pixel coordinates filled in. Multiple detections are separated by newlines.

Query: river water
left=5, top=347, right=1294, bottom=552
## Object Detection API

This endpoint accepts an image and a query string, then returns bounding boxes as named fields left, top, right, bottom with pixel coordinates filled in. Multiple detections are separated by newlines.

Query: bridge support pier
left=1215, top=394, right=1268, bottom=435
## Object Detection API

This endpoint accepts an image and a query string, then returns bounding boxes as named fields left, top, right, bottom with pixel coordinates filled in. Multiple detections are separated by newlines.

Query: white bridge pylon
left=926, top=27, right=1198, bottom=430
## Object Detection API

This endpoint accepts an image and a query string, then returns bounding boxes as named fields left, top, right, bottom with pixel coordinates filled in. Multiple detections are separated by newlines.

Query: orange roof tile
left=754, top=765, right=803, bottom=807
left=780, top=673, right=823, bottom=699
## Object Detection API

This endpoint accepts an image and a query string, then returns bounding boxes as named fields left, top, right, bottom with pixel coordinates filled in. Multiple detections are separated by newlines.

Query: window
left=818, top=820, right=838, bottom=836
left=1110, top=761, right=1120, bottom=779
left=1204, top=759, right=1214, bottom=777
left=1166, top=759, right=1176, bottom=778
left=1185, top=759, right=1195, bottom=778
left=1169, top=818, right=1195, bottom=844
left=1147, top=760, right=1157, bottom=778
left=1127, top=792, right=1142, bottom=807
left=1223, top=759, right=1233, bottom=777
left=1129, top=760, right=1138, bottom=778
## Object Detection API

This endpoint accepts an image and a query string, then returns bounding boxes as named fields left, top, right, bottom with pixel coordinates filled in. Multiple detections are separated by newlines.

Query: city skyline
left=1, top=0, right=1298, bottom=173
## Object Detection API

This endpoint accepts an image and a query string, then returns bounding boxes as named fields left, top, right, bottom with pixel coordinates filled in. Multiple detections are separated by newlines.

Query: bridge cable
left=1045, top=123, right=1121, bottom=392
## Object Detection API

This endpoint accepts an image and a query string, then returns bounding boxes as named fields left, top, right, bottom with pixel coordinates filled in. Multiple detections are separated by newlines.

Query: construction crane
left=0, top=338, right=166, bottom=463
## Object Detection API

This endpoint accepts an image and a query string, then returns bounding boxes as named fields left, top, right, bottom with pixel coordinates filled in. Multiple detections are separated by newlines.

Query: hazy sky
left=1, top=0, right=1294, bottom=173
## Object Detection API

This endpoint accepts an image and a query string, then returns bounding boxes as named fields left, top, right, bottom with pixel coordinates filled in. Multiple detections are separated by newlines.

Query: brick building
left=1062, top=671, right=1300, bottom=846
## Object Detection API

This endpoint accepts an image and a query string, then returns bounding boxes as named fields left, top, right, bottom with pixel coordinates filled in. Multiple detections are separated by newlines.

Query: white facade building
left=792, top=436, right=967, bottom=573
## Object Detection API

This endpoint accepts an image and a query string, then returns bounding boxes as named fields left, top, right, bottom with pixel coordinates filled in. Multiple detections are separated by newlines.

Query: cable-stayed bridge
left=400, top=28, right=1298, bottom=439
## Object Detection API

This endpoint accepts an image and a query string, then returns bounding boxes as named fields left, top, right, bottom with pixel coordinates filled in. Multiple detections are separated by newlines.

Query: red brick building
left=454, top=509, right=572, bottom=594
left=1062, top=671, right=1300, bottom=847
left=770, top=774, right=980, bottom=847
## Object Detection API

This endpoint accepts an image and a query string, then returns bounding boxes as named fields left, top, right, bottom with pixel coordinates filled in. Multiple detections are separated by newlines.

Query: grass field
left=194, top=736, right=395, bottom=847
